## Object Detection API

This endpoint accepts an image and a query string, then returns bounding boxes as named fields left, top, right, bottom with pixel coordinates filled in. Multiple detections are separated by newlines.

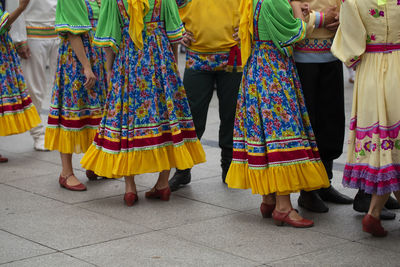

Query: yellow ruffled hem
left=45, top=127, right=97, bottom=154
left=80, top=140, right=206, bottom=178
left=0, top=105, right=41, bottom=136
left=226, top=161, right=330, bottom=195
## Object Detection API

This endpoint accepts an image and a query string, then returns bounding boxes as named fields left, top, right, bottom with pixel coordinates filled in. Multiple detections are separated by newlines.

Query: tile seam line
left=76, top=202, right=239, bottom=232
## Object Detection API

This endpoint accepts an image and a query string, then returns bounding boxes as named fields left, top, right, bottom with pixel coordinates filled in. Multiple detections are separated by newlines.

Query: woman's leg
left=124, top=175, right=136, bottom=194
left=275, top=194, right=303, bottom=221
left=368, top=193, right=391, bottom=218
left=155, top=170, right=170, bottom=189
left=60, top=152, right=82, bottom=186
left=262, top=194, right=275, bottom=205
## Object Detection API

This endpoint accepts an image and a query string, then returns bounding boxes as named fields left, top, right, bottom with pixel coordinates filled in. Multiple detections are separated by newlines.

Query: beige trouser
left=20, top=38, right=59, bottom=139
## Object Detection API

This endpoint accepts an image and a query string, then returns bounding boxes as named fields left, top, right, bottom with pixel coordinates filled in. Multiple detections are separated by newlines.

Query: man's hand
left=300, top=2, right=310, bottom=17
left=16, top=44, right=31, bottom=59
left=326, top=20, right=339, bottom=32
left=181, top=31, right=195, bottom=47
left=322, top=6, right=338, bottom=25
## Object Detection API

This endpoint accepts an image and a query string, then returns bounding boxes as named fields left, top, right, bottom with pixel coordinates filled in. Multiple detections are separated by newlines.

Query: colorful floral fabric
left=0, top=7, right=41, bottom=136
left=185, top=49, right=231, bottom=71
left=226, top=0, right=329, bottom=195
left=80, top=0, right=205, bottom=178
left=45, top=0, right=107, bottom=153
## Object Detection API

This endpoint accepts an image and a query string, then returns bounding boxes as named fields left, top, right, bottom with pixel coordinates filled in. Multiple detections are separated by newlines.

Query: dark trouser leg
left=184, top=69, right=216, bottom=140
left=215, top=71, right=242, bottom=183
left=169, top=69, right=216, bottom=191
left=296, top=61, right=349, bottom=210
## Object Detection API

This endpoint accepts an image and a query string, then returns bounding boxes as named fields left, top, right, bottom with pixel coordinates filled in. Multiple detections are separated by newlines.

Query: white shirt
left=9, top=0, right=57, bottom=42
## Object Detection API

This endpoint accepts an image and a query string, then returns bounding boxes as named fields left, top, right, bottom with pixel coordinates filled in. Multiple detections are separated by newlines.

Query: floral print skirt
left=0, top=34, right=41, bottom=136
left=81, top=25, right=205, bottom=178
left=45, top=31, right=107, bottom=154
left=343, top=51, right=400, bottom=195
left=226, top=41, right=329, bottom=195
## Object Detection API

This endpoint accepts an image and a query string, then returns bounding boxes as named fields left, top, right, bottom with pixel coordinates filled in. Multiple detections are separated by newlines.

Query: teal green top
left=0, top=8, right=9, bottom=35
left=255, top=0, right=306, bottom=55
left=55, top=0, right=100, bottom=35
left=94, top=0, right=185, bottom=52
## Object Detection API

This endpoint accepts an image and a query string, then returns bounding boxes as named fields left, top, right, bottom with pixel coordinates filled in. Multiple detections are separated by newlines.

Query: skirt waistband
left=366, top=43, right=400, bottom=53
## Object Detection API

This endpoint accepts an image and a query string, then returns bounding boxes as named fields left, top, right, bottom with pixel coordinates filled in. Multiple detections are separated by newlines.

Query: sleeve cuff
left=315, top=12, right=325, bottom=28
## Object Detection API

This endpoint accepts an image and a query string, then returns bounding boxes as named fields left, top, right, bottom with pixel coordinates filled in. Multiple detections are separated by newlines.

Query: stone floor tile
left=0, top=230, right=54, bottom=264
left=0, top=152, right=60, bottom=183
left=163, top=213, right=347, bottom=263
left=5, top=173, right=147, bottom=204
left=358, top=229, right=400, bottom=253
left=78, top=192, right=235, bottom=230
left=0, top=184, right=65, bottom=216
left=175, top=177, right=260, bottom=211
left=65, top=231, right=258, bottom=267
left=268, top=242, right=400, bottom=266
left=0, top=132, right=35, bottom=154
left=3, top=253, right=94, bottom=267
left=0, top=206, right=149, bottom=251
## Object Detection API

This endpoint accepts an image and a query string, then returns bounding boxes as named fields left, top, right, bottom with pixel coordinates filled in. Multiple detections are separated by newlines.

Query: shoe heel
left=262, top=213, right=271, bottom=219
left=160, top=195, right=170, bottom=201
left=274, top=220, right=284, bottom=226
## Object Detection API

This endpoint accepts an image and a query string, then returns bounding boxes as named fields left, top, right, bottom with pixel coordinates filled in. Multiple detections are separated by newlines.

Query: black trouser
left=183, top=68, right=242, bottom=160
left=296, top=60, right=345, bottom=180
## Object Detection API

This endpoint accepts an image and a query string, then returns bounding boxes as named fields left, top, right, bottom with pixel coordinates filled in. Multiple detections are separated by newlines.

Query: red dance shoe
left=0, top=154, right=8, bottom=163
left=272, top=209, right=314, bottom=228
left=362, top=214, right=388, bottom=237
left=124, top=192, right=139, bottom=207
left=86, top=170, right=99, bottom=181
left=59, top=174, right=87, bottom=191
left=260, top=202, right=275, bottom=218
left=145, top=186, right=171, bottom=201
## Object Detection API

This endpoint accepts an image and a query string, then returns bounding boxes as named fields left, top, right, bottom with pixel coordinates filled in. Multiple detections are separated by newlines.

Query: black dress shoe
left=385, top=195, right=400, bottom=210
left=298, top=190, right=329, bottom=213
left=353, top=190, right=396, bottom=220
left=319, top=186, right=353, bottom=204
left=168, top=168, right=191, bottom=192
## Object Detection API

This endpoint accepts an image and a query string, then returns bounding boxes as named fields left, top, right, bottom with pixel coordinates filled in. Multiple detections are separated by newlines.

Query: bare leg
left=262, top=194, right=275, bottom=205
left=60, top=152, right=82, bottom=186
left=155, top=170, right=170, bottom=189
left=275, top=194, right=303, bottom=221
left=368, top=193, right=391, bottom=219
left=125, top=175, right=136, bottom=194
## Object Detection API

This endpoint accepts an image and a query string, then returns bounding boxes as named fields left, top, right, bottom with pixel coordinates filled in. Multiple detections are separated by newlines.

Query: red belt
left=366, top=43, right=400, bottom=53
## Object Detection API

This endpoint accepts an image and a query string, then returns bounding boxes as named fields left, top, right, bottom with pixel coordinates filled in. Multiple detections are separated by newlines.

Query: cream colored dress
left=332, top=0, right=400, bottom=195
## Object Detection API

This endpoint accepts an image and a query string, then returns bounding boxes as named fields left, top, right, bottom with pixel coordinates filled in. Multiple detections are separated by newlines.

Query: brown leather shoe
left=124, top=192, right=139, bottom=206
left=145, top=186, right=171, bottom=201
left=260, top=202, right=275, bottom=218
left=362, top=214, right=388, bottom=237
left=59, top=174, right=87, bottom=191
left=0, top=154, right=8, bottom=163
left=272, top=209, right=314, bottom=228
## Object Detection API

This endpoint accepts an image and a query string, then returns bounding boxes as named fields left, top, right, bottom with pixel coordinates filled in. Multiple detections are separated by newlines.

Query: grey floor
left=1, top=54, right=399, bottom=266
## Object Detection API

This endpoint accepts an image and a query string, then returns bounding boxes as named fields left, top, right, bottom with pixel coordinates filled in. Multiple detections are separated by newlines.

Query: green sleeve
left=94, top=0, right=122, bottom=53
left=55, top=0, right=91, bottom=35
left=259, top=0, right=306, bottom=54
left=0, top=8, right=9, bottom=35
left=162, top=0, right=185, bottom=43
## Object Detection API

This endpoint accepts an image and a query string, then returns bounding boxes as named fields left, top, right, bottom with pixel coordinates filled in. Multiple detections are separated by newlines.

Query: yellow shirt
left=178, top=0, right=240, bottom=53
